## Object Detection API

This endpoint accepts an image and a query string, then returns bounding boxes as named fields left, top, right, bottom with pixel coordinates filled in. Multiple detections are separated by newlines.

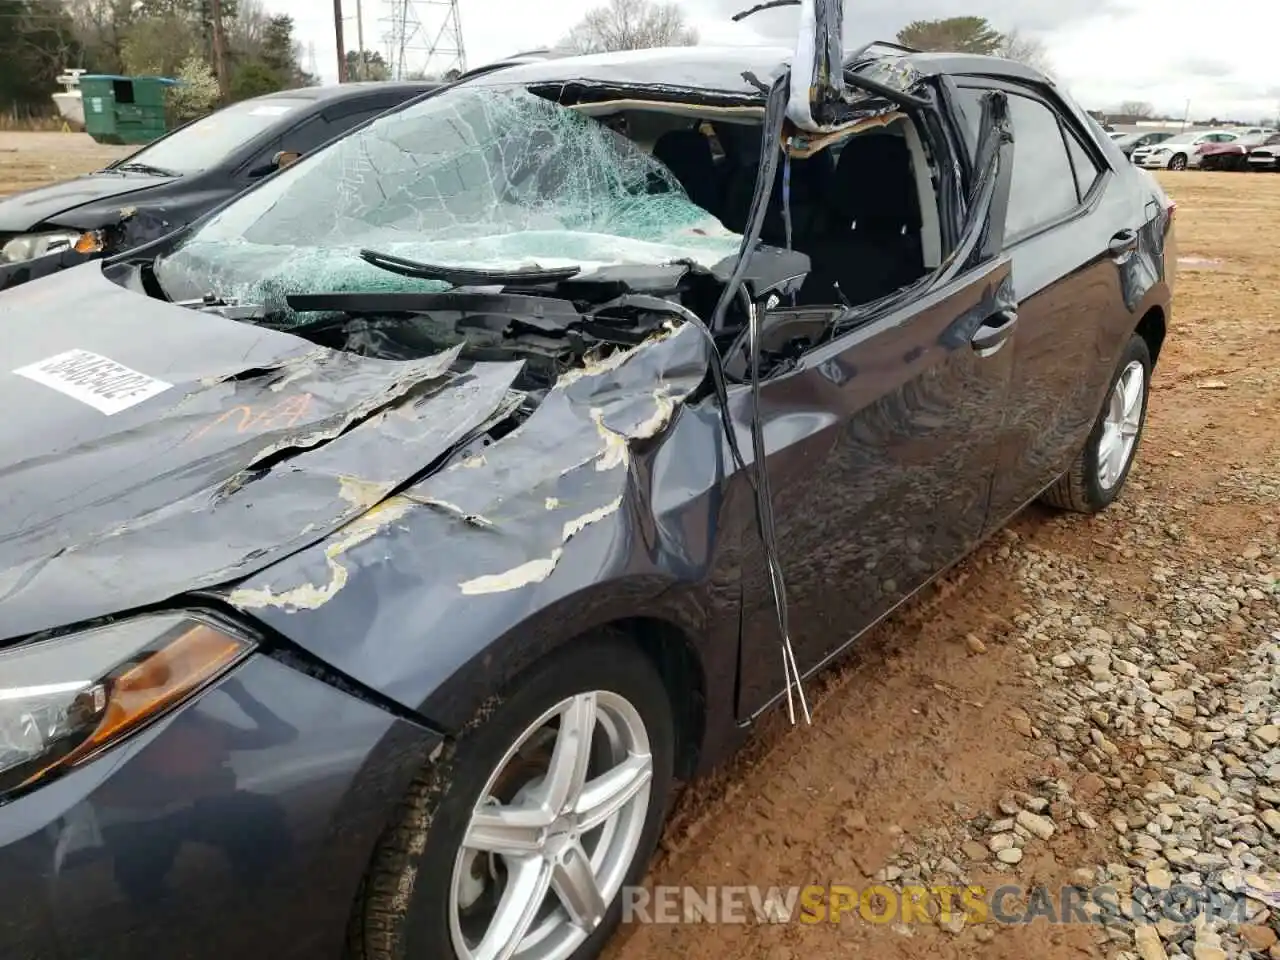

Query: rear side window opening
left=954, top=83, right=1105, bottom=242
left=579, top=103, right=945, bottom=306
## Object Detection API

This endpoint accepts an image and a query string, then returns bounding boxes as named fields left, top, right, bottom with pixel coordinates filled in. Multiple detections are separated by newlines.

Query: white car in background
left=1132, top=129, right=1240, bottom=170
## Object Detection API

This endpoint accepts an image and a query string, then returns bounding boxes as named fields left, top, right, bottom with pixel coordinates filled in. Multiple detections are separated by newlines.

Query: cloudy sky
left=279, top=0, right=1278, bottom=122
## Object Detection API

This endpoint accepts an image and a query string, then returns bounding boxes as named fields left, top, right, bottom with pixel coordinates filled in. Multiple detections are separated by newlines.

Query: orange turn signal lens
left=80, top=622, right=246, bottom=753
left=0, top=615, right=253, bottom=799
left=72, top=231, right=105, bottom=255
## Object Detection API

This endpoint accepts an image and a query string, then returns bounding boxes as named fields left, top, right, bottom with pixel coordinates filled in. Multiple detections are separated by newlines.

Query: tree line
left=560, top=5, right=1053, bottom=74
left=0, top=1, right=1094, bottom=122
left=0, top=0, right=314, bottom=119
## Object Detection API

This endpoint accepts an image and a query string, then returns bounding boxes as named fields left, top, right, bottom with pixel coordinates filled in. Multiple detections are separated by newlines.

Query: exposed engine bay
left=288, top=246, right=828, bottom=392
left=118, top=238, right=829, bottom=403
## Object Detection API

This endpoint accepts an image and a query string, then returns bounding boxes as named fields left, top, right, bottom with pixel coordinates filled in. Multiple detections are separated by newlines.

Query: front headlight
left=0, top=614, right=253, bottom=799
left=0, top=230, right=104, bottom=265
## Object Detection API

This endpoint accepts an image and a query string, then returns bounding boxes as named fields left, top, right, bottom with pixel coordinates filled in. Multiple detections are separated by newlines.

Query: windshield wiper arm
left=115, top=161, right=179, bottom=177
left=285, top=290, right=580, bottom=332
left=173, top=294, right=265, bottom=320
left=731, top=0, right=798, bottom=21
left=359, top=248, right=581, bottom=286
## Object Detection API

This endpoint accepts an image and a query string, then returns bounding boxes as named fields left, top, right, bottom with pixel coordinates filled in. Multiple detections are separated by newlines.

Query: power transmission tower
left=381, top=0, right=466, bottom=79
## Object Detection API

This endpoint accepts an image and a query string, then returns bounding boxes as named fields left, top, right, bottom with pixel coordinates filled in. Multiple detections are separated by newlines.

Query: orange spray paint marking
left=188, top=392, right=314, bottom=442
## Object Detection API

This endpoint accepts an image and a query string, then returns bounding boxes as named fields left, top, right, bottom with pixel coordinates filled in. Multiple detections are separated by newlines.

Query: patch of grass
left=0, top=112, right=74, bottom=132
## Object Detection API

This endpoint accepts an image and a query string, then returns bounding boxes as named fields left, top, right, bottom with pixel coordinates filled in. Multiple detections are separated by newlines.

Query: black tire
left=347, top=633, right=675, bottom=960
left=1040, top=333, right=1152, bottom=514
left=1168, top=153, right=1188, bottom=171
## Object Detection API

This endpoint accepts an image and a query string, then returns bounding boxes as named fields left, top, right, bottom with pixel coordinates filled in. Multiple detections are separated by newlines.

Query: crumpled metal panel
left=219, top=321, right=718, bottom=712
left=855, top=57, right=924, bottom=95
left=468, top=47, right=795, bottom=103
left=0, top=264, right=522, bottom=640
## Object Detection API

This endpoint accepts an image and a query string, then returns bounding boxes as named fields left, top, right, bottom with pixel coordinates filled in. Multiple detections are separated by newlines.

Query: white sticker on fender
left=14, top=348, right=172, bottom=414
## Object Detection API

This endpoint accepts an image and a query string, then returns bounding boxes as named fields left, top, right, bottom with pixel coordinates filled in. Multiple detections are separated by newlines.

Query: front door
left=735, top=90, right=1018, bottom=718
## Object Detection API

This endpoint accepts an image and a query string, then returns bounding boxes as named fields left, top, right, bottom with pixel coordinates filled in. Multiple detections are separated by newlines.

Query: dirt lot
left=606, top=171, right=1280, bottom=960
left=2, top=134, right=1277, bottom=959
left=0, top=131, right=131, bottom=196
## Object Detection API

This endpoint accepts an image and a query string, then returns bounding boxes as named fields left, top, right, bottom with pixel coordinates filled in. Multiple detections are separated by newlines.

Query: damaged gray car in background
left=0, top=0, right=1174, bottom=956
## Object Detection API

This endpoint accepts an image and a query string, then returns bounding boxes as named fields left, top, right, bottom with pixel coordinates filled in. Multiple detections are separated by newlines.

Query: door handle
left=1109, top=229, right=1139, bottom=258
left=971, top=308, right=1017, bottom=354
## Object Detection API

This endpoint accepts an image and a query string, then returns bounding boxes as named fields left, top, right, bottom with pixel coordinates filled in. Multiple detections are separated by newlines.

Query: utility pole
left=334, top=0, right=349, bottom=82
left=354, top=0, right=366, bottom=80
left=209, top=0, right=229, bottom=100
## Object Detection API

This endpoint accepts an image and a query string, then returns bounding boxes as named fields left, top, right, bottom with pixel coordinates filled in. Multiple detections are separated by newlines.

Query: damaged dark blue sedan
left=0, top=3, right=1174, bottom=958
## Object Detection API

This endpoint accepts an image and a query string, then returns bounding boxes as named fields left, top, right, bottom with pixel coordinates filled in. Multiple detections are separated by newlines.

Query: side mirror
left=247, top=150, right=303, bottom=179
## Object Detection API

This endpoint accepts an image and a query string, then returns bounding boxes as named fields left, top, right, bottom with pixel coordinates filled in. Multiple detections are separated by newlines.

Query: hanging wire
left=703, top=74, right=812, bottom=725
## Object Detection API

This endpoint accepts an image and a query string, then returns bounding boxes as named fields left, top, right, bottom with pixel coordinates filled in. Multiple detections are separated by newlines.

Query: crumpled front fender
left=216, top=321, right=745, bottom=730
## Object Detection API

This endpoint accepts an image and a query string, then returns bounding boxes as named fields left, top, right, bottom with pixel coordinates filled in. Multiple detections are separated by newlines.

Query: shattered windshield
left=154, top=85, right=742, bottom=321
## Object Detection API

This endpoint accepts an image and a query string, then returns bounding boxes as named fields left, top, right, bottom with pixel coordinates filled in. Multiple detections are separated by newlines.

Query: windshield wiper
left=286, top=290, right=582, bottom=333
left=731, top=0, right=798, bottom=21
left=359, top=248, right=581, bottom=286
left=115, top=161, right=180, bottom=177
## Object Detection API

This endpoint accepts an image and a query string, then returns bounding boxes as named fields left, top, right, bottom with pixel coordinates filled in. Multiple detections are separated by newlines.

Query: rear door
left=736, top=91, right=1018, bottom=717
left=951, top=80, right=1145, bottom=526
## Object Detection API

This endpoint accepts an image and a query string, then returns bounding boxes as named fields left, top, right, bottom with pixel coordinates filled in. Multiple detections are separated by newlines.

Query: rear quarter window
left=955, top=86, right=1097, bottom=241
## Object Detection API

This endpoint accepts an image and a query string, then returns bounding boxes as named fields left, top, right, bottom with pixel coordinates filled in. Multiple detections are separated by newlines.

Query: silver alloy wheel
left=448, top=691, right=654, bottom=960
left=1097, top=359, right=1145, bottom=491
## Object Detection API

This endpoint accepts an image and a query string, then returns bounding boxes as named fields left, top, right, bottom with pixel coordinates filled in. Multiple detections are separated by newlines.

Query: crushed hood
left=0, top=173, right=174, bottom=234
left=0, top=263, right=523, bottom=640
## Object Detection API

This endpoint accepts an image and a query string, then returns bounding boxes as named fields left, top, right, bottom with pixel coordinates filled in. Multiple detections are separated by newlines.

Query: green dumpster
left=80, top=75, right=178, bottom=146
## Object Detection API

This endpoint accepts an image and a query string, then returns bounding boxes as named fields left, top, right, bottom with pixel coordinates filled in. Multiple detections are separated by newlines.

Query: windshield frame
left=148, top=79, right=758, bottom=317
left=104, top=95, right=319, bottom=178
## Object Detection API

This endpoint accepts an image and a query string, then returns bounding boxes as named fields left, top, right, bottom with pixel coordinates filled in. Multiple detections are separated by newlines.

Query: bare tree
left=1119, top=100, right=1156, bottom=119
left=62, top=0, right=133, bottom=71
left=999, top=29, right=1052, bottom=74
left=120, top=14, right=199, bottom=76
left=561, top=0, right=697, bottom=55
left=228, top=0, right=270, bottom=56
left=11, top=3, right=82, bottom=76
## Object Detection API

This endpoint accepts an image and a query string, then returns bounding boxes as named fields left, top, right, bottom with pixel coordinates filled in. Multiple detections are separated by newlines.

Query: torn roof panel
left=851, top=55, right=925, bottom=95
left=465, top=46, right=796, bottom=101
